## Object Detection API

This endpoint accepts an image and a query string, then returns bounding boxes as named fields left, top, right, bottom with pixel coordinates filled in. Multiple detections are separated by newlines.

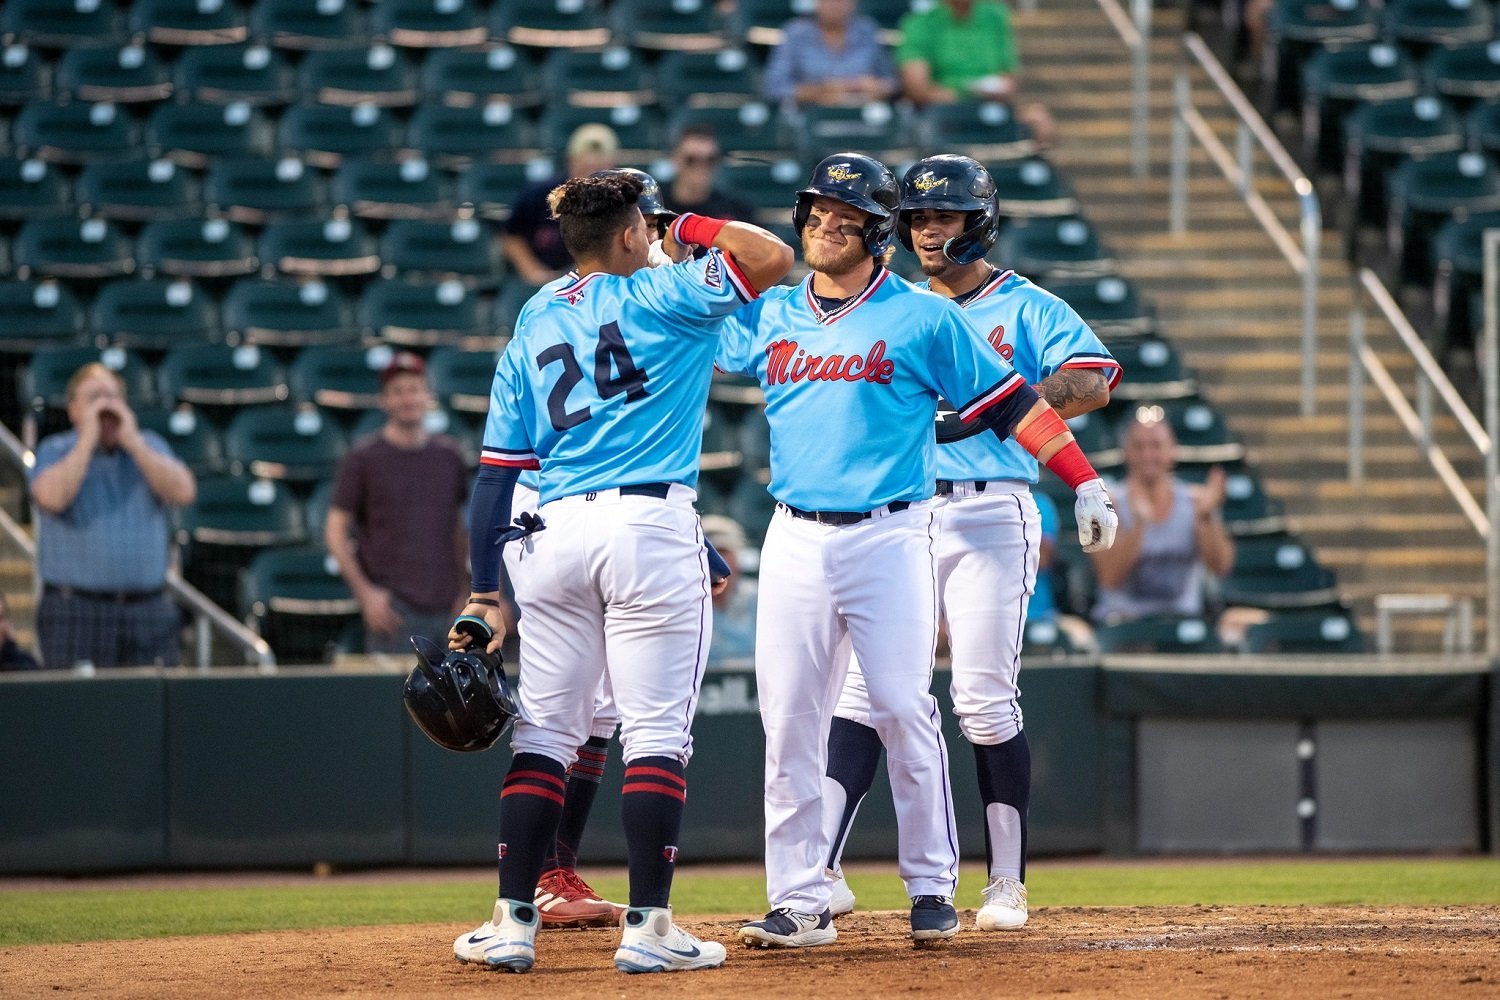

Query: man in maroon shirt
left=326, top=353, right=470, bottom=654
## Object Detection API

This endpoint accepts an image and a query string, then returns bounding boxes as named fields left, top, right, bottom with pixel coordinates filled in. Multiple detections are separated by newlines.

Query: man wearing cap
left=501, top=123, right=620, bottom=286
left=326, top=352, right=471, bottom=655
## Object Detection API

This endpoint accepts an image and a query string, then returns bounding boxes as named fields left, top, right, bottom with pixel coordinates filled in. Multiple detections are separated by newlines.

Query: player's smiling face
left=907, top=209, right=967, bottom=275
left=802, top=195, right=871, bottom=275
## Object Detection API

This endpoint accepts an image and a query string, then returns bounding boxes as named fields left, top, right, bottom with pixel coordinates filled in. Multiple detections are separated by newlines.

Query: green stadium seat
left=12, top=100, right=141, bottom=165
left=373, top=0, right=488, bottom=49
left=543, top=46, right=656, bottom=107
left=727, top=474, right=776, bottom=545
left=222, top=277, right=358, bottom=348
left=137, top=217, right=259, bottom=280
left=379, top=218, right=500, bottom=284
left=1, top=0, right=126, bottom=49
left=1302, top=43, right=1422, bottom=169
left=406, top=101, right=542, bottom=168
left=657, top=50, right=759, bottom=108
left=0, top=42, right=50, bottom=106
left=796, top=102, right=914, bottom=164
left=129, top=0, right=249, bottom=47
left=427, top=345, right=498, bottom=414
left=671, top=103, right=786, bottom=155
left=419, top=46, right=544, bottom=109
left=1144, top=397, right=1247, bottom=464
left=612, top=0, right=727, bottom=52
left=179, top=473, right=306, bottom=610
left=331, top=158, right=454, bottom=221
left=297, top=45, right=419, bottom=108
left=1105, top=337, right=1197, bottom=402
left=174, top=43, right=297, bottom=107
left=1426, top=40, right=1500, bottom=111
left=1220, top=533, right=1341, bottom=610
left=1430, top=209, right=1500, bottom=347
left=989, top=157, right=1081, bottom=219
left=862, top=0, right=920, bottom=34
left=302, top=479, right=336, bottom=542
left=259, top=218, right=381, bottom=278
left=1265, top=0, right=1381, bottom=112
left=718, top=158, right=808, bottom=226
left=493, top=277, right=545, bottom=335
left=492, top=0, right=612, bottom=50
left=1047, top=276, right=1154, bottom=339
left=700, top=402, right=743, bottom=473
left=992, top=216, right=1115, bottom=281
left=1387, top=151, right=1500, bottom=285
left=158, top=342, right=288, bottom=411
left=249, top=0, right=368, bottom=51
left=1019, top=617, right=1078, bottom=659
left=0, top=158, right=70, bottom=224
left=22, top=344, right=153, bottom=445
left=55, top=44, right=172, bottom=104
left=277, top=103, right=403, bottom=169
left=1063, top=409, right=1123, bottom=469
left=1383, top=0, right=1492, bottom=54
left=74, top=158, right=201, bottom=223
left=732, top=0, right=800, bottom=46
left=237, top=545, right=360, bottom=665
left=203, top=155, right=327, bottom=225
left=735, top=409, right=772, bottom=473
left=457, top=160, right=553, bottom=222
left=1467, top=100, right=1500, bottom=159
left=90, top=278, right=220, bottom=352
left=540, top=104, right=664, bottom=160
left=146, top=102, right=275, bottom=169
left=13, top=217, right=134, bottom=281
left=350, top=404, right=481, bottom=465
left=924, top=102, right=1038, bottom=163
left=224, top=404, right=348, bottom=483
left=0, top=279, right=86, bottom=353
left=1094, top=615, right=1225, bottom=654
left=1172, top=461, right=1288, bottom=537
left=1343, top=96, right=1464, bottom=233
left=288, top=344, right=389, bottom=412
left=1241, top=609, right=1367, bottom=653
left=359, top=277, right=490, bottom=348
left=136, top=403, right=227, bottom=476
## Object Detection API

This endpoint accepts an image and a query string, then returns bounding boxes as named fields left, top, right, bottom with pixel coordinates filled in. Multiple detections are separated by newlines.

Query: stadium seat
left=129, top=0, right=249, bottom=47
left=1173, top=461, right=1289, bottom=537
left=1241, top=609, right=1367, bottom=653
left=795, top=102, right=914, bottom=165
left=180, top=473, right=307, bottom=610
left=237, top=545, right=360, bottom=665
left=718, top=158, right=811, bottom=226
left=136, top=217, right=260, bottom=280
left=288, top=344, right=390, bottom=412
left=259, top=218, right=381, bottom=278
left=989, top=157, right=1081, bottom=219
left=136, top=403, right=227, bottom=476
left=248, top=0, right=368, bottom=51
left=671, top=103, right=786, bottom=155
left=736, top=409, right=772, bottom=473
left=1, top=0, right=126, bottom=49
left=1105, top=337, right=1197, bottom=402
left=379, top=218, right=500, bottom=284
left=1342, top=96, right=1464, bottom=233
left=1387, top=150, right=1500, bottom=285
left=277, top=103, right=403, bottom=169
left=493, top=277, right=545, bottom=335
left=1047, top=276, right=1154, bottom=338
left=406, top=101, right=542, bottom=167
left=90, top=278, right=220, bottom=352
left=1063, top=409, right=1123, bottom=469
left=302, top=478, right=336, bottom=543
left=1383, top=0, right=1493, bottom=55
left=331, top=158, right=454, bottom=221
left=174, top=43, right=297, bottom=107
left=359, top=277, right=489, bottom=347
left=203, top=156, right=327, bottom=225
left=1264, top=0, right=1381, bottom=113
left=55, top=44, right=172, bottom=104
left=427, top=345, right=498, bottom=413
left=0, top=42, right=50, bottom=106
left=12, top=100, right=141, bottom=164
left=733, top=0, right=800, bottom=46
left=727, top=474, right=777, bottom=544
left=373, top=0, right=487, bottom=49
left=1019, top=618, right=1078, bottom=659
left=657, top=50, right=759, bottom=108
left=925, top=102, right=1038, bottom=163
left=543, top=46, right=656, bottom=108
left=1301, top=43, right=1422, bottom=169
left=419, top=46, right=544, bottom=109
left=1147, top=398, right=1247, bottom=464
left=1094, top=615, right=1225, bottom=654
left=1467, top=100, right=1500, bottom=160
left=700, top=402, right=743, bottom=473
left=297, top=45, right=418, bottom=108
left=612, top=0, right=726, bottom=52
left=540, top=104, right=664, bottom=160
left=224, top=404, right=348, bottom=483
left=22, top=345, right=153, bottom=445
left=146, top=102, right=275, bottom=169
left=1220, top=534, right=1341, bottom=610
left=1426, top=40, right=1500, bottom=111
left=0, top=158, right=70, bottom=225
left=457, top=160, right=554, bottom=222
left=491, top=0, right=612, bottom=50
left=13, top=217, right=134, bottom=281
left=0, top=279, right=85, bottom=353
left=350, top=404, right=481, bottom=463
left=222, top=277, right=358, bottom=348
left=74, top=158, right=201, bottom=223
left=158, top=342, right=289, bottom=410
left=1430, top=209, right=1500, bottom=348
left=992, top=216, right=1115, bottom=281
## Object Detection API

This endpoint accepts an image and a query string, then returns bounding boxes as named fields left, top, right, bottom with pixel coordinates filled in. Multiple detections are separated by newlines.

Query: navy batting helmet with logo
left=897, top=154, right=1000, bottom=266
left=792, top=152, right=900, bottom=257
left=402, top=622, right=518, bottom=753
left=595, top=167, right=677, bottom=233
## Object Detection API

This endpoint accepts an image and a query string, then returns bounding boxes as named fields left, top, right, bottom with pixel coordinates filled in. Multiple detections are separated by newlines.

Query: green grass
left=1, top=858, right=1496, bottom=948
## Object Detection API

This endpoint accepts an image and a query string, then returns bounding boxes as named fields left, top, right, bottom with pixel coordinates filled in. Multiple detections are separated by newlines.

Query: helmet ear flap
left=791, top=192, right=813, bottom=239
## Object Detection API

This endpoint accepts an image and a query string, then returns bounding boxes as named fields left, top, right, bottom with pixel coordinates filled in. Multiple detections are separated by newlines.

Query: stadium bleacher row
left=0, top=0, right=1367, bottom=662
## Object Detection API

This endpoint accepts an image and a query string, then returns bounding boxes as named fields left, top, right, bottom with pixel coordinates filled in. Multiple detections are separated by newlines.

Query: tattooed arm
left=1037, top=368, right=1110, bottom=419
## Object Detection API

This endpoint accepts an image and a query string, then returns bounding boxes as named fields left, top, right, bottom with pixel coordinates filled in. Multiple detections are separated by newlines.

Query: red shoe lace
left=555, top=868, right=600, bottom=902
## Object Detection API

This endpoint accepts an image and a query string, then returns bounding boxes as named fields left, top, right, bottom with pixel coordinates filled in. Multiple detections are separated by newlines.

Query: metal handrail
left=0, top=421, right=275, bottom=669
left=1095, top=0, right=1151, bottom=179
left=1170, top=33, right=1322, bottom=417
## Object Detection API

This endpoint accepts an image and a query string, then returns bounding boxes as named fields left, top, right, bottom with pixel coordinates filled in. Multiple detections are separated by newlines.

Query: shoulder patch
left=703, top=251, right=723, bottom=289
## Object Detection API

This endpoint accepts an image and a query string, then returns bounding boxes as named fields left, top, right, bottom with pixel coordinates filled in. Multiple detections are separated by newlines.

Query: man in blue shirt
left=30, top=362, right=196, bottom=668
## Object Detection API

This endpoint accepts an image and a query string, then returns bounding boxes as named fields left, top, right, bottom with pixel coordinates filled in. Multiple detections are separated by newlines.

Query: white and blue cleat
left=453, top=898, right=538, bottom=972
left=613, top=906, right=727, bottom=973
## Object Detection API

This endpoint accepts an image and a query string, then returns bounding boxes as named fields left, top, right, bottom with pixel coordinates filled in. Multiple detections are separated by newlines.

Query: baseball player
left=713, top=153, right=1117, bottom=950
left=450, top=172, right=793, bottom=974
left=820, top=155, right=1121, bottom=932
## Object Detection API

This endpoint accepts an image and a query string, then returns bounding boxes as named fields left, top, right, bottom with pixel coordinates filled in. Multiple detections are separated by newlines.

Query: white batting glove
left=1074, top=478, right=1118, bottom=553
left=647, top=239, right=674, bottom=268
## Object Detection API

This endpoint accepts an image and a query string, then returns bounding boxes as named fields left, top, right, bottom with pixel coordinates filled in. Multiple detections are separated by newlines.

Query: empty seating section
left=0, top=0, right=1347, bottom=661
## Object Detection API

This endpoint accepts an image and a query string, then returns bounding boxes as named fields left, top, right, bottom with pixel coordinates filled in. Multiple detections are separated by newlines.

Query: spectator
left=1088, top=415, right=1235, bottom=625
left=501, top=123, right=619, bottom=285
left=29, top=363, right=195, bottom=668
left=325, top=353, right=470, bottom=655
left=662, top=126, right=757, bottom=222
left=763, top=0, right=899, bottom=108
left=701, top=514, right=757, bottom=663
left=0, top=592, right=40, bottom=671
left=1026, top=491, right=1059, bottom=624
left=897, top=0, right=1056, bottom=145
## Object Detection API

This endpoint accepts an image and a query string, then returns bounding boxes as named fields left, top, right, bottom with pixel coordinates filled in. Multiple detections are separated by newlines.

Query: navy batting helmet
left=897, top=154, right=1000, bottom=266
left=793, top=152, right=900, bottom=257
left=402, top=625, right=518, bottom=753
left=594, top=167, right=677, bottom=232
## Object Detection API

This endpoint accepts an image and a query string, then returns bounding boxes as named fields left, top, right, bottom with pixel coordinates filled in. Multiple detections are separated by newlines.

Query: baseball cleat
left=453, top=902, right=500, bottom=963
left=738, top=907, right=837, bottom=948
left=469, top=898, right=538, bottom=972
left=534, top=867, right=626, bottom=928
left=613, top=906, right=727, bottom=973
left=826, top=868, right=856, bottom=917
left=910, top=895, right=959, bottom=943
left=976, top=875, right=1029, bottom=930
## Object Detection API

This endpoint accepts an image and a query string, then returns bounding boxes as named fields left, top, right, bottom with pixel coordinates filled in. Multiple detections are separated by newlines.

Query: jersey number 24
left=536, top=321, right=651, bottom=431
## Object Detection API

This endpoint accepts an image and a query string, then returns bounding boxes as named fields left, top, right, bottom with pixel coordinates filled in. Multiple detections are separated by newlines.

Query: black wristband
left=466, top=597, right=500, bottom=608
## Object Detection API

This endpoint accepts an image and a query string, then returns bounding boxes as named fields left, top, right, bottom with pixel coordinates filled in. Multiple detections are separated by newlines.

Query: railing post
left=1170, top=73, right=1189, bottom=235
left=1417, top=373, right=1434, bottom=451
left=1349, top=297, right=1365, bottom=485
left=1299, top=183, right=1321, bottom=418
left=1483, top=228, right=1500, bottom=657
left=1236, top=123, right=1253, bottom=197
left=195, top=612, right=212, bottom=670
left=1131, top=0, right=1152, bottom=179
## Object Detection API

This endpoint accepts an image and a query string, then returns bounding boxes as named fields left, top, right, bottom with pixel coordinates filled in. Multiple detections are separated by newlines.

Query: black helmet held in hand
left=793, top=152, right=900, bottom=257
left=897, top=154, right=1000, bottom=266
left=402, top=628, right=518, bottom=753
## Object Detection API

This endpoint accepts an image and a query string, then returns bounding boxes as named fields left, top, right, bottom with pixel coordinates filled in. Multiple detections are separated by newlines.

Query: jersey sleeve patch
left=711, top=248, right=757, bottom=302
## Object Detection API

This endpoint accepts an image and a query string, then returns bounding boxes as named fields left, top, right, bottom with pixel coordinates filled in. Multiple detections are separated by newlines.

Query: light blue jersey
left=483, top=249, right=755, bottom=502
left=935, top=269, right=1121, bottom=483
left=715, top=267, right=1026, bottom=511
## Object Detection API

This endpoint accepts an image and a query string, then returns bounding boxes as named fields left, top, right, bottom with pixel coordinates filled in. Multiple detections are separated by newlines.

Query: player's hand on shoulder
left=1074, top=478, right=1118, bottom=553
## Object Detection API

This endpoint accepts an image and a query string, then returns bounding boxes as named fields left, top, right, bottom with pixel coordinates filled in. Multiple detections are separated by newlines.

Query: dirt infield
left=4, top=905, right=1497, bottom=999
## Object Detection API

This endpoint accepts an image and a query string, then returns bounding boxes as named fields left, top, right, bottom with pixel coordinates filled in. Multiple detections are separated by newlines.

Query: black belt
left=45, top=583, right=164, bottom=605
left=619, top=482, right=672, bottom=499
left=936, top=480, right=988, bottom=495
left=780, top=500, right=912, bottom=526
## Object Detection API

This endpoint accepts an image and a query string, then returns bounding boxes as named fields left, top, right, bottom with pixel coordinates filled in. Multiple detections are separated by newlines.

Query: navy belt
left=936, top=480, right=988, bottom=495
left=619, top=482, right=672, bottom=499
left=780, top=500, right=912, bottom=525
left=45, top=583, right=164, bottom=604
